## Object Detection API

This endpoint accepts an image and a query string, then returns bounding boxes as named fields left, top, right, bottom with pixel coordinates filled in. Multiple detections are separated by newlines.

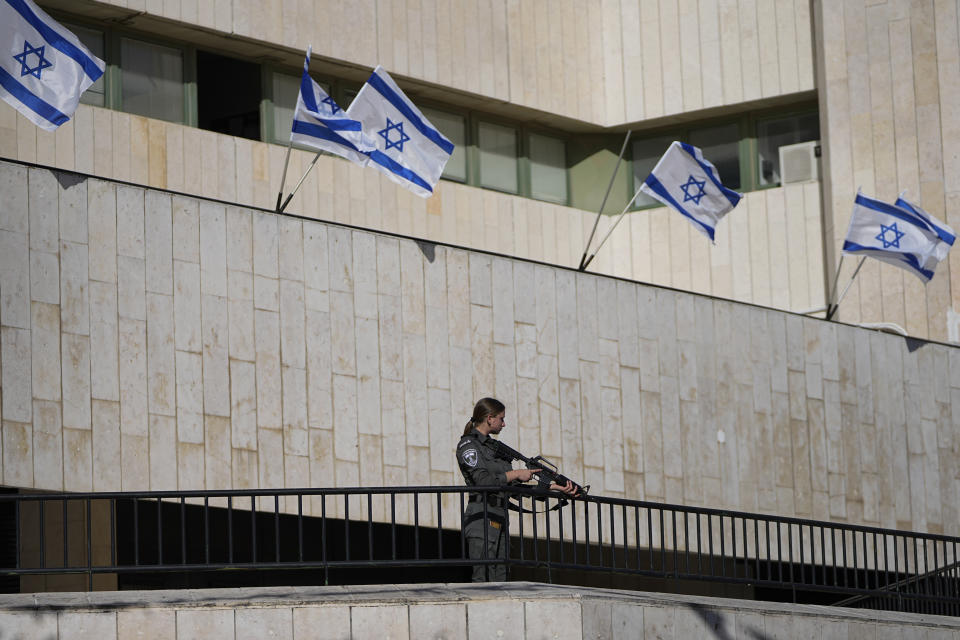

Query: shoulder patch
left=461, top=448, right=478, bottom=468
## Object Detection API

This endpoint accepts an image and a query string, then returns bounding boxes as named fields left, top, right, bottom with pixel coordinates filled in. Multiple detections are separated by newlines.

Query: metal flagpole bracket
left=278, top=151, right=324, bottom=214
left=823, top=254, right=845, bottom=320
left=826, top=256, right=866, bottom=321
left=578, top=130, right=632, bottom=271
left=580, top=183, right=646, bottom=271
left=275, top=139, right=295, bottom=212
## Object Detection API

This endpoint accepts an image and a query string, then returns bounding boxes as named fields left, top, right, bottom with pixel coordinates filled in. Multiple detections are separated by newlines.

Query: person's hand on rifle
left=506, top=468, right=541, bottom=483
left=508, top=469, right=579, bottom=497
left=551, top=479, right=578, bottom=496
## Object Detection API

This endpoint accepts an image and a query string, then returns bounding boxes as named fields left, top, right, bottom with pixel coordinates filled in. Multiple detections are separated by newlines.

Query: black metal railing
left=1, top=486, right=957, bottom=616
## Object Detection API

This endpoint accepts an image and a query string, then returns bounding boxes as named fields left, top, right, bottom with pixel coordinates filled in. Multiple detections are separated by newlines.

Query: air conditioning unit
left=779, top=140, right=820, bottom=184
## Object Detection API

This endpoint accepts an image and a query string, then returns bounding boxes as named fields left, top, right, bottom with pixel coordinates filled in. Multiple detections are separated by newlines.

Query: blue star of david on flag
left=0, top=0, right=105, bottom=131
left=842, top=191, right=956, bottom=283
left=680, top=175, right=707, bottom=205
left=13, top=40, right=53, bottom=79
left=876, top=222, right=905, bottom=249
left=378, top=118, right=410, bottom=152
left=321, top=95, right=340, bottom=115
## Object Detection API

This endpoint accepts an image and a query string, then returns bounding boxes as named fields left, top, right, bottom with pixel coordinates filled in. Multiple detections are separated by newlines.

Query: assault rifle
left=487, top=439, right=589, bottom=498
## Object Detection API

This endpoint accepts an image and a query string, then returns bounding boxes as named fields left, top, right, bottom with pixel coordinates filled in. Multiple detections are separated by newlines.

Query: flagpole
left=824, top=254, right=845, bottom=320
left=578, top=130, right=632, bottom=271
left=275, top=139, right=294, bottom=212
left=826, top=256, right=866, bottom=321
left=580, top=183, right=645, bottom=271
left=278, top=151, right=324, bottom=214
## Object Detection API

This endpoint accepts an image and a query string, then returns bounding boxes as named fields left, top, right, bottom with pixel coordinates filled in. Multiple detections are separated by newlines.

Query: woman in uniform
left=456, top=397, right=576, bottom=582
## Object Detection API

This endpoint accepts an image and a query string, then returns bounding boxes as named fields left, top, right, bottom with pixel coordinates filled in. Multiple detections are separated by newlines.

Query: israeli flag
left=638, top=141, right=742, bottom=242
left=290, top=47, right=374, bottom=166
left=842, top=191, right=955, bottom=283
left=347, top=65, right=453, bottom=198
left=0, top=0, right=105, bottom=131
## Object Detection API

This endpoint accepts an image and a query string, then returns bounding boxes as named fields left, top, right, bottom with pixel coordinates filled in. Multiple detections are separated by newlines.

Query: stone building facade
left=0, top=0, right=958, bottom=571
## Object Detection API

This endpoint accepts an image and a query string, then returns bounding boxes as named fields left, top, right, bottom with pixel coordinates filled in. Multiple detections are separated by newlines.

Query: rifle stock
left=488, top=439, right=588, bottom=497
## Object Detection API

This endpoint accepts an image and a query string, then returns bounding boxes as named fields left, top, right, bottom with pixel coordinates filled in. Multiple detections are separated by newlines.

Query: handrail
left=1, top=485, right=957, bottom=616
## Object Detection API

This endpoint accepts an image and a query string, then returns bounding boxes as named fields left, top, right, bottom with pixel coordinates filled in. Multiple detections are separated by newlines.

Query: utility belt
left=463, top=511, right=505, bottom=529
left=467, top=494, right=505, bottom=508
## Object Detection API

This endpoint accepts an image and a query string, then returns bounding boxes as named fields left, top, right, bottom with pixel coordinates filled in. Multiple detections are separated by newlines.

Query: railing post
left=86, top=498, right=92, bottom=591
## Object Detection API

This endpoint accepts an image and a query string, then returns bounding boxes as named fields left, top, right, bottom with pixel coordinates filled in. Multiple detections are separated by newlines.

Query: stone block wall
left=0, top=102, right=827, bottom=316
left=1, top=583, right=958, bottom=639
left=0, top=160, right=957, bottom=540
left=815, top=0, right=960, bottom=342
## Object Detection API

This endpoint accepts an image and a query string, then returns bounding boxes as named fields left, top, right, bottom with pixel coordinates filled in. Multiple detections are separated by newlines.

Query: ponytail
left=462, top=397, right=505, bottom=436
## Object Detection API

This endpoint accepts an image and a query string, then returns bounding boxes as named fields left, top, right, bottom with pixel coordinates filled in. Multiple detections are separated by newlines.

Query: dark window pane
left=688, top=123, right=741, bottom=190
left=121, top=37, right=183, bottom=123
left=197, top=51, right=261, bottom=141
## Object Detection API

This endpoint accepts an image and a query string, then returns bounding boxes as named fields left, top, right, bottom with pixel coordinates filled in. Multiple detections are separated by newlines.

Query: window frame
left=113, top=31, right=195, bottom=126
left=53, top=13, right=197, bottom=126
left=473, top=116, right=521, bottom=195
left=523, top=128, right=570, bottom=206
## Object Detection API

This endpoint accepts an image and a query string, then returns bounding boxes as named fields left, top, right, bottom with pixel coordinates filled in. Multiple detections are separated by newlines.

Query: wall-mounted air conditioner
left=779, top=140, right=820, bottom=184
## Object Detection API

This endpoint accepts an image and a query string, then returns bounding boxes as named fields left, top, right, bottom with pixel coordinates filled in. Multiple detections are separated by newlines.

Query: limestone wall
left=0, top=160, right=957, bottom=538
left=814, top=0, right=960, bottom=342
left=0, top=104, right=826, bottom=315
left=51, top=0, right=815, bottom=126
left=1, top=583, right=958, bottom=639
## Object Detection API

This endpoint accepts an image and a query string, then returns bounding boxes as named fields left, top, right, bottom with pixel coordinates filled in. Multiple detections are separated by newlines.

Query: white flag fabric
left=842, top=191, right=955, bottom=282
left=346, top=65, right=453, bottom=198
left=638, top=141, right=742, bottom=241
left=894, top=192, right=955, bottom=267
left=290, top=47, right=374, bottom=166
left=0, top=0, right=105, bottom=131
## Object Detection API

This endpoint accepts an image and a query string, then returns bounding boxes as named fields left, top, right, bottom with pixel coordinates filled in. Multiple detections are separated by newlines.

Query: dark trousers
left=466, top=519, right=507, bottom=582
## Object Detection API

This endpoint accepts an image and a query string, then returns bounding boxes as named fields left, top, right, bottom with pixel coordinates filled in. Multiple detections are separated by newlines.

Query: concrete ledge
left=1, top=583, right=958, bottom=639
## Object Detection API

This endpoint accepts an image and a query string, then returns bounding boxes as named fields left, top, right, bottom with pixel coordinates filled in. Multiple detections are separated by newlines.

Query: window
left=422, top=107, right=467, bottom=181
left=69, top=24, right=105, bottom=107
left=478, top=121, right=518, bottom=193
left=756, top=113, right=820, bottom=186
left=688, top=122, right=741, bottom=190
left=528, top=133, right=567, bottom=204
left=197, top=51, right=260, bottom=141
left=632, top=135, right=675, bottom=208
left=120, top=37, right=184, bottom=123
left=270, top=71, right=300, bottom=144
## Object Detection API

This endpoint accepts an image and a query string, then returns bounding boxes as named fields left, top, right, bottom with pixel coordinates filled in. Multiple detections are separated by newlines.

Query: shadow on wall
left=903, top=337, right=926, bottom=353
left=55, top=171, right=86, bottom=190
left=416, top=240, right=436, bottom=263
left=689, top=602, right=770, bottom=640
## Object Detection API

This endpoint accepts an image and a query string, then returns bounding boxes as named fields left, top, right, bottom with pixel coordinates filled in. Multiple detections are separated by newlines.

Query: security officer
left=456, top=397, right=575, bottom=582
